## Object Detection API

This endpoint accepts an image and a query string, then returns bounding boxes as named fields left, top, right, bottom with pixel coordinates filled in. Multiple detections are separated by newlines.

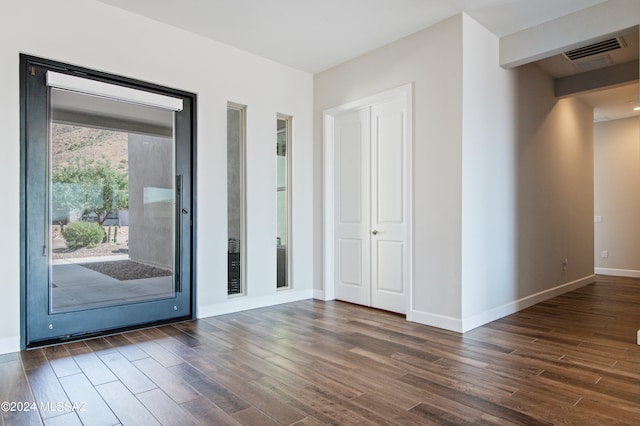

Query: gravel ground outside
left=80, top=260, right=172, bottom=281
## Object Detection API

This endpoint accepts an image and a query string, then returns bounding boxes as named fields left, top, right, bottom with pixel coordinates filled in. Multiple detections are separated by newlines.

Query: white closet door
left=333, top=108, right=371, bottom=307
left=332, top=93, right=409, bottom=315
left=370, top=97, right=409, bottom=314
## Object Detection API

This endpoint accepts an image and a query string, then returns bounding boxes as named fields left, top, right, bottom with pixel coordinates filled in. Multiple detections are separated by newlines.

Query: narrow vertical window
left=276, top=115, right=291, bottom=288
left=227, top=103, right=246, bottom=295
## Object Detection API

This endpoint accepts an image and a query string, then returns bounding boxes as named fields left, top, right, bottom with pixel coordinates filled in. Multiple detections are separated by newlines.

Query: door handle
left=371, top=230, right=379, bottom=235
left=175, top=175, right=183, bottom=293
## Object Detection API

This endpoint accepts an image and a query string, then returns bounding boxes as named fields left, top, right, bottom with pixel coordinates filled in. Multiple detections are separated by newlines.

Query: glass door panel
left=49, top=88, right=176, bottom=312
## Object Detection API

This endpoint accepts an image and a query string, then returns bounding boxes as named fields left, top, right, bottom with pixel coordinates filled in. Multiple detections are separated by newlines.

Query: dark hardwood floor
left=1, top=275, right=639, bottom=425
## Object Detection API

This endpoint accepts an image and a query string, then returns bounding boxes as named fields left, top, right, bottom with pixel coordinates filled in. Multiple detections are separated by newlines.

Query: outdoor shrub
left=62, top=221, right=104, bottom=249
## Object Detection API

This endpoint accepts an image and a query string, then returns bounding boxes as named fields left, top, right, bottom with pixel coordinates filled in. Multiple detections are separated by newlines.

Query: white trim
left=47, top=71, right=183, bottom=111
left=461, top=275, right=595, bottom=332
left=197, top=289, right=313, bottom=318
left=0, top=336, right=20, bottom=356
left=322, top=112, right=336, bottom=301
left=323, top=84, right=413, bottom=116
left=594, top=268, right=640, bottom=278
left=313, top=289, right=327, bottom=300
left=322, top=83, right=413, bottom=314
left=409, top=310, right=463, bottom=333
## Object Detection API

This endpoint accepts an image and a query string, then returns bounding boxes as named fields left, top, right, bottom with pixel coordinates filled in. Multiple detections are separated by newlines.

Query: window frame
left=227, top=102, right=247, bottom=297
left=276, top=114, right=293, bottom=290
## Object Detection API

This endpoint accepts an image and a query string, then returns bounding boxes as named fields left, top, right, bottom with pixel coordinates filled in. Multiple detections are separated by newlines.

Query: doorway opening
left=532, top=28, right=640, bottom=278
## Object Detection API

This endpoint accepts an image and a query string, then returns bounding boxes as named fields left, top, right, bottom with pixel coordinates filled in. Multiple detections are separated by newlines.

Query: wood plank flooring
left=1, top=275, right=639, bottom=425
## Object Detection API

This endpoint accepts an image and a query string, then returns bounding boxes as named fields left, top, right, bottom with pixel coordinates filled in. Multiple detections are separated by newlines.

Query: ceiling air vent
left=563, top=37, right=627, bottom=61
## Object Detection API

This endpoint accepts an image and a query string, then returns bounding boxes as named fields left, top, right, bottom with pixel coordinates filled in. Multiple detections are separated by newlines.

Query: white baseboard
left=409, top=309, right=463, bottom=333
left=409, top=275, right=596, bottom=334
left=0, top=336, right=20, bottom=356
left=595, top=268, right=640, bottom=278
left=313, top=289, right=329, bottom=300
left=196, top=289, right=314, bottom=319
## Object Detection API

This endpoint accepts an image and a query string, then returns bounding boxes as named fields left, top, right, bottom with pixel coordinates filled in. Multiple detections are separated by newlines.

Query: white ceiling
left=96, top=0, right=638, bottom=122
left=97, top=0, right=608, bottom=73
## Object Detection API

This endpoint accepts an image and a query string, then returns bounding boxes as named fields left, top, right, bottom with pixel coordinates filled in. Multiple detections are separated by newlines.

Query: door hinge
left=29, top=66, right=36, bottom=76
left=42, top=245, right=48, bottom=256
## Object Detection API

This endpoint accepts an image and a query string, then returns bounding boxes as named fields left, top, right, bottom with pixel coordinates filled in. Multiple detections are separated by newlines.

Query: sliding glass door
left=22, top=56, right=195, bottom=346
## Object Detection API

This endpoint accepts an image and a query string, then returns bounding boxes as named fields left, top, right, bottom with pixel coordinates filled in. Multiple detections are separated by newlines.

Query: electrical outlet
left=602, top=251, right=608, bottom=259
left=562, top=258, right=568, bottom=271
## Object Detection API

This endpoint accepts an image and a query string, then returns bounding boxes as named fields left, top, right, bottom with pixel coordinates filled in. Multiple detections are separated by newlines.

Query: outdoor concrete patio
left=51, top=255, right=173, bottom=311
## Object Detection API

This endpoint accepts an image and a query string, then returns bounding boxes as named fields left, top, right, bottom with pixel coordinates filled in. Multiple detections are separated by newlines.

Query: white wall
left=460, top=15, right=518, bottom=330
left=517, top=64, right=595, bottom=299
left=594, top=117, right=640, bottom=275
left=0, top=0, right=314, bottom=354
left=314, top=15, right=465, bottom=325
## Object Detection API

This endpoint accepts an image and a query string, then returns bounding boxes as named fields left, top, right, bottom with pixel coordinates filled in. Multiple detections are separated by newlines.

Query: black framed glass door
left=21, top=56, right=195, bottom=347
